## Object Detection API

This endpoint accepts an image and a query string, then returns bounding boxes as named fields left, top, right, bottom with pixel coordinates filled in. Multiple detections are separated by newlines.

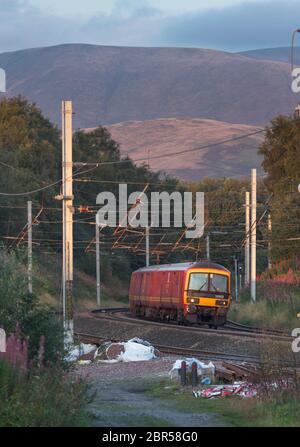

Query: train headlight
left=187, top=297, right=199, bottom=305
left=216, top=300, right=227, bottom=306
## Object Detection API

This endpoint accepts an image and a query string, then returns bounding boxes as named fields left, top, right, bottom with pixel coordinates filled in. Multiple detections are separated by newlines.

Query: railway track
left=225, top=319, right=289, bottom=337
left=74, top=309, right=298, bottom=366
left=90, top=307, right=292, bottom=341
left=74, top=331, right=261, bottom=364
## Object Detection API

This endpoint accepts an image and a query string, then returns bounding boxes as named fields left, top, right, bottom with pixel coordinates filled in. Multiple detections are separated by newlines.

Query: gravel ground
left=74, top=356, right=177, bottom=382
left=72, top=313, right=297, bottom=427
left=74, top=356, right=231, bottom=427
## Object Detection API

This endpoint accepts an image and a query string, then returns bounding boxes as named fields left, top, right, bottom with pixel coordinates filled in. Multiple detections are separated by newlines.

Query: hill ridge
left=0, top=43, right=297, bottom=128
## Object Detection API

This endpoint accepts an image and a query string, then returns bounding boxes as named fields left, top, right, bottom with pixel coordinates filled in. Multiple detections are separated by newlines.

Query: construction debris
left=169, top=358, right=215, bottom=380
left=67, top=343, right=97, bottom=362
left=169, top=357, right=261, bottom=389
left=94, top=338, right=159, bottom=363
left=194, top=378, right=297, bottom=399
left=78, top=360, right=92, bottom=366
left=215, top=361, right=258, bottom=382
left=193, top=382, right=258, bottom=399
left=191, top=360, right=298, bottom=399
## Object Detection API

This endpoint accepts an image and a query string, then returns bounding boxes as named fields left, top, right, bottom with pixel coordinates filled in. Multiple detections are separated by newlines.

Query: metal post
left=206, top=234, right=210, bottom=260
left=27, top=201, right=33, bottom=294
left=245, top=191, right=250, bottom=286
left=146, top=225, right=150, bottom=267
left=234, top=257, right=238, bottom=302
left=96, top=222, right=101, bottom=307
left=268, top=213, right=272, bottom=270
left=251, top=169, right=257, bottom=302
left=62, top=100, right=74, bottom=345
left=191, top=362, right=198, bottom=387
left=239, top=265, right=242, bottom=290
left=180, top=361, right=187, bottom=386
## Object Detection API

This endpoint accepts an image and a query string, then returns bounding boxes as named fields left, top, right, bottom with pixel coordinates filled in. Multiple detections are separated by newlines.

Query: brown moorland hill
left=100, top=118, right=264, bottom=180
left=0, top=44, right=297, bottom=128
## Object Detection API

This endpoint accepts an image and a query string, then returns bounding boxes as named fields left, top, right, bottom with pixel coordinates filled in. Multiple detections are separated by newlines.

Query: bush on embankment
left=229, top=280, right=300, bottom=330
left=0, top=249, right=64, bottom=364
left=0, top=249, right=92, bottom=426
left=0, top=358, right=91, bottom=427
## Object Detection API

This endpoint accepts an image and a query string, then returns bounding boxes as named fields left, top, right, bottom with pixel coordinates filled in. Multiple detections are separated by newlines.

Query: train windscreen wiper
left=198, top=282, right=208, bottom=291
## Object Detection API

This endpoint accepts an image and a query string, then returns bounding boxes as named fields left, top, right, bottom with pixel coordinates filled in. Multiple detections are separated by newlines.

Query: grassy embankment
left=0, top=359, right=91, bottom=427
left=148, top=377, right=300, bottom=427
left=0, top=250, right=94, bottom=427
left=229, top=281, right=300, bottom=331
left=32, top=251, right=129, bottom=311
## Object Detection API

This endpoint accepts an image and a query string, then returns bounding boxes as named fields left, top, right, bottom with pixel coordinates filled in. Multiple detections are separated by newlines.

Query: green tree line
left=3, top=96, right=297, bottom=286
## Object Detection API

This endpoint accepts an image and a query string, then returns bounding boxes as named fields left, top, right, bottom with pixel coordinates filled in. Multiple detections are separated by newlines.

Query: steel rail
left=90, top=308, right=292, bottom=341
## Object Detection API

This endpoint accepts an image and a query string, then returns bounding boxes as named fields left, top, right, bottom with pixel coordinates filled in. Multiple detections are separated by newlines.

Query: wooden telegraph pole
left=62, top=101, right=74, bottom=345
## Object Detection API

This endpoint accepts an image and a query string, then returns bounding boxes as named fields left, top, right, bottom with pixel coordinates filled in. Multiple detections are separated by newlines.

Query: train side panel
left=129, top=269, right=185, bottom=320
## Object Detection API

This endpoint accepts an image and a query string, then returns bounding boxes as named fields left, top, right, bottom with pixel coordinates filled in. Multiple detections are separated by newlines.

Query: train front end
left=184, top=265, right=231, bottom=327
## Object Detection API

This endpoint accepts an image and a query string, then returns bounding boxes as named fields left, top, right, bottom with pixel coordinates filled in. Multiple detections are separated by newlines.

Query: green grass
left=0, top=359, right=92, bottom=427
left=229, top=283, right=300, bottom=331
left=146, top=378, right=300, bottom=427
left=32, top=251, right=129, bottom=311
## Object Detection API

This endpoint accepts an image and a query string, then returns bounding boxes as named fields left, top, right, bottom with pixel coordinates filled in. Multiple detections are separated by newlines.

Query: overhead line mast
left=62, top=100, right=74, bottom=345
left=250, top=168, right=257, bottom=303
left=245, top=191, right=250, bottom=286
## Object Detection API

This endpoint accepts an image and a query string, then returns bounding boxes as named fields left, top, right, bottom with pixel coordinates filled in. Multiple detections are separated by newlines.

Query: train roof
left=134, top=261, right=230, bottom=274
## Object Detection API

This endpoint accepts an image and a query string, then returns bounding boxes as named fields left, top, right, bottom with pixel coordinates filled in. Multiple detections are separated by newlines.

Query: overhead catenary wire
left=72, top=129, right=266, bottom=168
left=0, top=166, right=98, bottom=196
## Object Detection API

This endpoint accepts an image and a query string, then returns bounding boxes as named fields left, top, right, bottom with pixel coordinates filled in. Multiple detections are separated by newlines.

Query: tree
left=0, top=96, right=60, bottom=240
left=258, top=114, right=300, bottom=264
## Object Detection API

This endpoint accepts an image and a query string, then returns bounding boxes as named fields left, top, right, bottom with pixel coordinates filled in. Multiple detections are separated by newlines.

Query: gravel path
left=75, top=356, right=231, bottom=427
left=74, top=356, right=176, bottom=382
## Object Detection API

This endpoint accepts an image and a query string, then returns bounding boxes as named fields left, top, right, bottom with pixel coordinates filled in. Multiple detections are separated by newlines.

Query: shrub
left=0, top=327, right=28, bottom=371
left=0, top=359, right=91, bottom=427
left=0, top=249, right=63, bottom=364
left=230, top=280, right=300, bottom=330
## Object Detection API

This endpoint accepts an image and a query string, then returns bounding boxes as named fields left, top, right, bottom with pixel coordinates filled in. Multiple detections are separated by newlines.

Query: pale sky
left=0, top=0, right=299, bottom=53
left=29, top=0, right=265, bottom=17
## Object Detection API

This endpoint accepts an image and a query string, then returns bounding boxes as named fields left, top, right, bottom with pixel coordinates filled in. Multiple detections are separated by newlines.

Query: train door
left=160, top=271, right=171, bottom=306
left=170, top=271, right=180, bottom=307
left=140, top=273, right=148, bottom=304
left=135, top=273, right=143, bottom=303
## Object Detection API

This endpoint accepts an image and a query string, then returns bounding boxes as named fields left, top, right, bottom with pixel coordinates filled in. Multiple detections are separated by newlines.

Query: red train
left=129, top=261, right=231, bottom=327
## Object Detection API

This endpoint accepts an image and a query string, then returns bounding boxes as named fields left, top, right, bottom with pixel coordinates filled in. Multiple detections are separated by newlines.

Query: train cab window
left=188, top=273, right=209, bottom=291
left=210, top=274, right=228, bottom=293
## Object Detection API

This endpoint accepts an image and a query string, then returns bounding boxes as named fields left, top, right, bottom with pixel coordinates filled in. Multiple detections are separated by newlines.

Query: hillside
left=0, top=43, right=297, bottom=128
left=239, top=47, right=300, bottom=65
left=101, top=118, right=264, bottom=180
